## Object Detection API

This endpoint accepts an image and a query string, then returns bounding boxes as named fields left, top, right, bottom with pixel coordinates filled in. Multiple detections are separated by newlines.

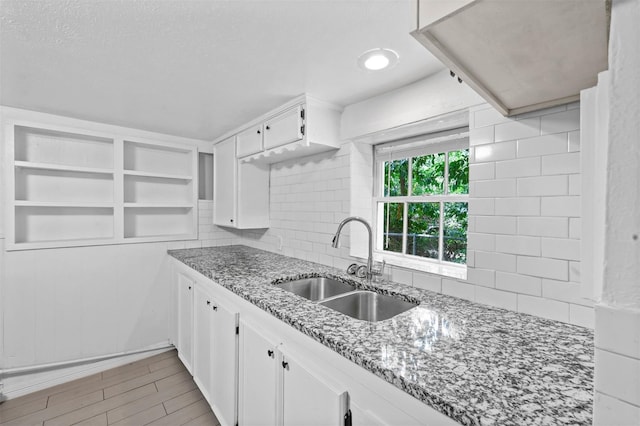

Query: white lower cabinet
left=173, top=260, right=459, bottom=426
left=239, top=321, right=279, bottom=426
left=239, top=321, right=348, bottom=426
left=280, top=346, right=348, bottom=426
left=176, top=270, right=239, bottom=426
left=176, top=272, right=194, bottom=374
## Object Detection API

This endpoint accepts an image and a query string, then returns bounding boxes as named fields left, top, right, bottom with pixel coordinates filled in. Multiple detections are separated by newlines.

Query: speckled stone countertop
left=168, top=245, right=593, bottom=426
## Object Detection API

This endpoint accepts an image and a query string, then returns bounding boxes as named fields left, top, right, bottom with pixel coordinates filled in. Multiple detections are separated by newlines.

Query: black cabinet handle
left=230, top=219, right=234, bottom=223
left=212, top=306, right=218, bottom=311
left=267, top=350, right=274, bottom=358
left=266, top=125, right=270, bottom=130
left=206, top=300, right=210, bottom=305
left=257, top=130, right=261, bottom=134
left=281, top=361, right=289, bottom=370
left=188, top=286, right=192, bottom=290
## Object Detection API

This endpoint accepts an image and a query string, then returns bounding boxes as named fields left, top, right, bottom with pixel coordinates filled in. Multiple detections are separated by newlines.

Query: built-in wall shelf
left=5, top=120, right=199, bottom=250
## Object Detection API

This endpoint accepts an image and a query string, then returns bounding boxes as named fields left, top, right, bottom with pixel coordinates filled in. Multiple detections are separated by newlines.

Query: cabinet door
left=177, top=273, right=194, bottom=373
left=236, top=125, right=263, bottom=158
left=239, top=321, right=279, bottom=426
left=213, top=136, right=237, bottom=227
left=210, top=301, right=239, bottom=426
left=282, top=349, right=347, bottom=426
left=350, top=401, right=385, bottom=426
left=263, top=105, right=303, bottom=150
left=193, top=286, right=213, bottom=402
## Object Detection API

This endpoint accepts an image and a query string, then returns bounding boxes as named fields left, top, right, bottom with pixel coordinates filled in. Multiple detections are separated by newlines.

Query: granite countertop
left=168, top=245, right=593, bottom=426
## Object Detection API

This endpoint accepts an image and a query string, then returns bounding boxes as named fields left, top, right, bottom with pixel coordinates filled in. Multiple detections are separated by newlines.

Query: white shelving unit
left=5, top=122, right=198, bottom=250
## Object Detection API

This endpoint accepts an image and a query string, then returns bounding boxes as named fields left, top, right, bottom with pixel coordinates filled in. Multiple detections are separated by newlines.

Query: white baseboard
left=1, top=343, right=175, bottom=401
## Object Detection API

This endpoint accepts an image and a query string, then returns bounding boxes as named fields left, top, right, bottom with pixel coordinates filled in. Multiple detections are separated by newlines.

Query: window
left=374, top=129, right=469, bottom=267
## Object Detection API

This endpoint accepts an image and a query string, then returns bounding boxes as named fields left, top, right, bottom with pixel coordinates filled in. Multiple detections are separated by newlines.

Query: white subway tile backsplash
left=468, top=198, right=495, bottom=215
left=412, top=272, right=442, bottom=293
left=496, top=271, right=542, bottom=296
left=541, top=152, right=580, bottom=175
left=495, top=157, right=541, bottom=178
left=495, top=117, right=540, bottom=142
left=517, top=175, right=568, bottom=196
left=542, top=279, right=592, bottom=306
left=474, top=141, right=517, bottom=163
left=469, top=125, right=495, bottom=146
left=475, top=251, right=517, bottom=273
left=442, top=279, right=475, bottom=301
left=569, top=218, right=581, bottom=239
left=517, top=256, right=568, bottom=280
left=390, top=266, right=413, bottom=286
left=541, top=108, right=580, bottom=135
left=475, top=216, right=517, bottom=235
left=517, top=133, right=568, bottom=158
left=494, top=197, right=540, bottom=216
left=518, top=217, right=568, bottom=237
left=517, top=294, right=570, bottom=323
left=475, top=287, right=517, bottom=310
left=595, top=305, right=640, bottom=359
left=473, top=179, right=517, bottom=198
left=569, top=304, right=594, bottom=328
left=568, top=174, right=581, bottom=195
left=541, top=238, right=581, bottom=261
left=495, top=235, right=541, bottom=256
left=595, top=349, right=640, bottom=406
left=568, top=130, right=580, bottom=152
left=466, top=267, right=496, bottom=287
left=469, top=162, right=495, bottom=181
left=569, top=261, right=581, bottom=282
left=594, top=392, right=640, bottom=426
left=467, top=233, right=496, bottom=251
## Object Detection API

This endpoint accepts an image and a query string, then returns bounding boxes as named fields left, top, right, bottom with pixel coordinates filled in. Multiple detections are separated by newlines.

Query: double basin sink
left=275, top=277, right=417, bottom=322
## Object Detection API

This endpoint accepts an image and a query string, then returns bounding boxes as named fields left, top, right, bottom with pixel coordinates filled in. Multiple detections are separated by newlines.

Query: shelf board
left=15, top=201, right=114, bottom=208
left=123, top=203, right=194, bottom=209
left=123, top=170, right=193, bottom=180
left=14, top=161, right=114, bottom=175
left=122, top=233, right=196, bottom=242
left=8, top=237, right=116, bottom=251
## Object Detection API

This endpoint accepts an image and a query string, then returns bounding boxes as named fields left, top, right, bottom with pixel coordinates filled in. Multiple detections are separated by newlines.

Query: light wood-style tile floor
left=0, top=350, right=219, bottom=426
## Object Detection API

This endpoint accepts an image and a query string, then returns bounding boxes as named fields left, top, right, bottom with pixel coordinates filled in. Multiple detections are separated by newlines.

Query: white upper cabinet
left=236, top=124, right=263, bottom=158
left=411, top=0, right=610, bottom=116
left=263, top=105, right=303, bottom=150
left=213, top=94, right=342, bottom=165
left=213, top=136, right=269, bottom=229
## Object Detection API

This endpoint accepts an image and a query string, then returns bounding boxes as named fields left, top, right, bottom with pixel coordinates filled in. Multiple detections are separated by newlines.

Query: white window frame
left=373, top=129, right=469, bottom=278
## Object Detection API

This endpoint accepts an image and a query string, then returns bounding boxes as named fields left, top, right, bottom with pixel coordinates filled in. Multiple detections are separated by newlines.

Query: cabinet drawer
left=236, top=125, right=263, bottom=158
left=263, top=105, right=303, bottom=150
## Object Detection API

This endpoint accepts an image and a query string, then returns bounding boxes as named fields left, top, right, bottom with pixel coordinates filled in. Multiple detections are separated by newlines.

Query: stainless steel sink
left=319, top=291, right=417, bottom=322
left=275, top=277, right=356, bottom=301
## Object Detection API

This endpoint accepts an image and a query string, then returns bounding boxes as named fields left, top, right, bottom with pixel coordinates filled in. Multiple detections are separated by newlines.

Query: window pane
left=406, top=202, right=440, bottom=259
left=447, top=149, right=469, bottom=194
left=443, top=202, right=468, bottom=264
left=381, top=202, right=404, bottom=253
left=412, top=153, right=445, bottom=195
left=383, top=159, right=408, bottom=196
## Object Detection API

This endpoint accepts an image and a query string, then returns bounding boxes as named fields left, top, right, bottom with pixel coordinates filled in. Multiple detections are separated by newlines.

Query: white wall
left=594, top=0, right=640, bottom=423
left=232, top=71, right=593, bottom=327
left=340, top=68, right=483, bottom=140
left=0, top=109, right=218, bottom=398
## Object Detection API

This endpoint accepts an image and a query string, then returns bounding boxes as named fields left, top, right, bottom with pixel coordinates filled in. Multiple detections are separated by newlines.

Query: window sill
left=375, top=252, right=467, bottom=281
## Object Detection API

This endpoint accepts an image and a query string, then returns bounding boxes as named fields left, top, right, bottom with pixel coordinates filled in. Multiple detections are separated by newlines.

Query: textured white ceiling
left=0, top=0, right=443, bottom=140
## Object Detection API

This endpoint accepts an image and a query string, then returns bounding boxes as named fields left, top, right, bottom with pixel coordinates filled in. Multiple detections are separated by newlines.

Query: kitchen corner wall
left=199, top=101, right=594, bottom=328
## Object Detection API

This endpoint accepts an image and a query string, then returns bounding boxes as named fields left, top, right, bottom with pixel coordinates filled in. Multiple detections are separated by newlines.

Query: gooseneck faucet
left=332, top=216, right=373, bottom=278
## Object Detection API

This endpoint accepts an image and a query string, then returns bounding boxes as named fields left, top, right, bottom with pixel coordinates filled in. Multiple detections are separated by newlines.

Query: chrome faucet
left=332, top=216, right=373, bottom=279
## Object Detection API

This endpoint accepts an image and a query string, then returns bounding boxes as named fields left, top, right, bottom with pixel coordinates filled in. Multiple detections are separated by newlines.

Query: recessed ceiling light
left=357, top=48, right=399, bottom=71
